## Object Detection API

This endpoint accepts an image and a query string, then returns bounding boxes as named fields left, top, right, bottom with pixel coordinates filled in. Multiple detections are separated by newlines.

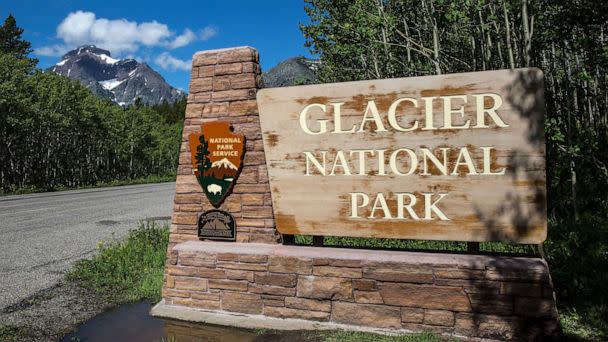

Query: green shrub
left=295, top=235, right=536, bottom=255
left=67, top=222, right=169, bottom=303
left=545, top=216, right=608, bottom=303
left=560, top=304, right=608, bottom=341
left=0, top=325, right=28, bottom=342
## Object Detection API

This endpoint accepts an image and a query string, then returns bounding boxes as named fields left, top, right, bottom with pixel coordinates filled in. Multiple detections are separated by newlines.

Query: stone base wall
left=161, top=241, right=560, bottom=340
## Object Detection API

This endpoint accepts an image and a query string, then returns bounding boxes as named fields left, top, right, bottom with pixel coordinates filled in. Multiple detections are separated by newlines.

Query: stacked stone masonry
left=173, top=46, right=278, bottom=246
left=163, top=241, right=559, bottom=340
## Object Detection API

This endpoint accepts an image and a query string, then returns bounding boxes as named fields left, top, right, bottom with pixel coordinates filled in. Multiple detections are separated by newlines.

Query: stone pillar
left=172, top=46, right=279, bottom=246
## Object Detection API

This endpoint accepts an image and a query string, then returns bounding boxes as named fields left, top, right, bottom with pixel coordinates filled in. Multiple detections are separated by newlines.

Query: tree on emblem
left=195, top=134, right=212, bottom=175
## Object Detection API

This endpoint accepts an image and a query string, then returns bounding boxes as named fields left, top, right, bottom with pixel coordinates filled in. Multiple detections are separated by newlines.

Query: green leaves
left=545, top=117, right=565, bottom=143
left=67, top=222, right=169, bottom=303
left=0, top=18, right=183, bottom=193
left=0, top=14, right=32, bottom=59
left=0, top=15, right=183, bottom=193
left=545, top=216, right=608, bottom=301
left=0, top=52, right=182, bottom=192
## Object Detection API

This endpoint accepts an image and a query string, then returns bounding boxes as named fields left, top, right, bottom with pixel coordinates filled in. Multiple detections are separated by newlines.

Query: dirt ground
left=0, top=282, right=322, bottom=342
left=0, top=281, right=115, bottom=341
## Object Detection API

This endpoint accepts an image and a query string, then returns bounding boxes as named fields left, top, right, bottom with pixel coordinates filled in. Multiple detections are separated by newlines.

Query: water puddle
left=60, top=301, right=314, bottom=342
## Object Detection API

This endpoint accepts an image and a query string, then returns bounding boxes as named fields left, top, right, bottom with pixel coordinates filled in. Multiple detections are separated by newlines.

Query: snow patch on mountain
left=98, top=53, right=118, bottom=64
left=99, top=78, right=125, bottom=90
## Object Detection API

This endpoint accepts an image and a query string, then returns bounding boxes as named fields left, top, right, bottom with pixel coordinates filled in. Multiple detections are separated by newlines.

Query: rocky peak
left=49, top=45, right=184, bottom=106
left=59, top=45, right=114, bottom=63
left=262, top=56, right=319, bottom=88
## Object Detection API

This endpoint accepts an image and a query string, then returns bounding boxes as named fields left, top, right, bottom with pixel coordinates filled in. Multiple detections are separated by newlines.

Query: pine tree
left=196, top=134, right=212, bottom=174
left=0, top=14, right=32, bottom=58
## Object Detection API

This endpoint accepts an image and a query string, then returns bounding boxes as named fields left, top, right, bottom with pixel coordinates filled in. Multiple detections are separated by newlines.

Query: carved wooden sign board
left=257, top=68, right=547, bottom=243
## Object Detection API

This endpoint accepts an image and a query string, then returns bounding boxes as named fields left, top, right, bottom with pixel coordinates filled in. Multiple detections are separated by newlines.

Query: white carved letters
left=298, top=93, right=508, bottom=134
left=349, top=192, right=450, bottom=221
left=299, top=92, right=509, bottom=221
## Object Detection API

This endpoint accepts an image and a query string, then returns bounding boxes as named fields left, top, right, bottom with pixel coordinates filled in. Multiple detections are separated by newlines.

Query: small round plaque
left=197, top=209, right=236, bottom=241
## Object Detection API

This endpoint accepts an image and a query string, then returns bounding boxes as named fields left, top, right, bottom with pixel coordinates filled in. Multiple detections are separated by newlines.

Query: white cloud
left=166, top=29, right=196, bottom=49
left=199, top=26, right=218, bottom=41
left=137, top=21, right=172, bottom=46
left=56, top=11, right=96, bottom=44
left=54, top=11, right=171, bottom=54
left=34, top=44, right=70, bottom=57
left=36, top=11, right=215, bottom=57
left=154, top=52, right=191, bottom=71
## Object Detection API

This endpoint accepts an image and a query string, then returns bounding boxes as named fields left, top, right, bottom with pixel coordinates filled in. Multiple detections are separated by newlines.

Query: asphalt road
left=0, top=182, right=175, bottom=310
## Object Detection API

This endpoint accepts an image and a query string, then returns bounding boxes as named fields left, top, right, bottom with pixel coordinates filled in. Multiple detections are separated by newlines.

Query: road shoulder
left=0, top=281, right=117, bottom=341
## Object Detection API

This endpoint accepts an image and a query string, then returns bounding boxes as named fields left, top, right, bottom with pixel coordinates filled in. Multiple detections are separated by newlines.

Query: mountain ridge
left=48, top=45, right=319, bottom=106
left=48, top=45, right=184, bottom=106
left=262, top=56, right=319, bottom=88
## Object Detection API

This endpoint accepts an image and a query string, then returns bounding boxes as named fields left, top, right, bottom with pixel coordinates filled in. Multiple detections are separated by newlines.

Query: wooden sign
left=257, top=68, right=547, bottom=243
left=189, top=121, right=245, bottom=208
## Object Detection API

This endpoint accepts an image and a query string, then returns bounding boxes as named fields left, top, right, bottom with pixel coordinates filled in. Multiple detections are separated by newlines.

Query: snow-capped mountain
left=211, top=158, right=238, bottom=171
left=48, top=45, right=185, bottom=106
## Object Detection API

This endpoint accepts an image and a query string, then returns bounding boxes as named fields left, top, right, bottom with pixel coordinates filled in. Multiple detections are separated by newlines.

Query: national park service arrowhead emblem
left=189, top=121, right=245, bottom=208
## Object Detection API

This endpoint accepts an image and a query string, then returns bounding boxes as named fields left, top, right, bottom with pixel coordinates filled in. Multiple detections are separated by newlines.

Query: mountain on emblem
left=212, top=158, right=238, bottom=170
left=188, top=122, right=246, bottom=208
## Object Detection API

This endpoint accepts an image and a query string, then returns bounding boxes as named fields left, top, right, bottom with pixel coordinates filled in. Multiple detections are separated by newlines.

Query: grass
left=251, top=328, right=453, bottom=341
left=0, top=325, right=28, bottom=342
left=256, top=329, right=458, bottom=341
left=67, top=222, right=169, bottom=304
left=317, top=331, right=457, bottom=342
left=0, top=173, right=176, bottom=196
left=294, top=235, right=537, bottom=255
left=560, top=303, right=608, bottom=341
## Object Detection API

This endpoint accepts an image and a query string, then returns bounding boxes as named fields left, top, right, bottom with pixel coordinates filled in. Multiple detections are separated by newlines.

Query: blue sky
left=2, top=1, right=312, bottom=90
